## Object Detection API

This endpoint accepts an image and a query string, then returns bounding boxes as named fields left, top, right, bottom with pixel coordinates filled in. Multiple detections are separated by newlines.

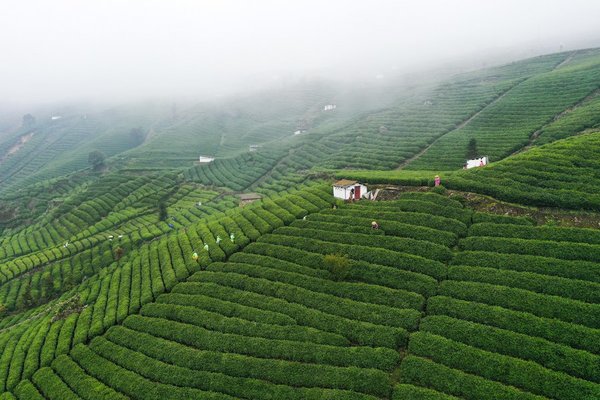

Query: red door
left=354, top=186, right=361, bottom=199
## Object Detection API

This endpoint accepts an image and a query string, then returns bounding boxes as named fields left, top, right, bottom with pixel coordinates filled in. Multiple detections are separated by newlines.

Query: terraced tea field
left=2, top=191, right=597, bottom=399
left=2, top=46, right=600, bottom=400
left=407, top=49, right=600, bottom=170
left=447, top=131, right=600, bottom=210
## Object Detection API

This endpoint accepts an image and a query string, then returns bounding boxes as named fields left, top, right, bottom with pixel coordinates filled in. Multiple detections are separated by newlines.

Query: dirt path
left=395, top=81, right=522, bottom=170
left=0, top=132, right=35, bottom=164
left=553, top=51, right=576, bottom=69
left=248, top=149, right=293, bottom=190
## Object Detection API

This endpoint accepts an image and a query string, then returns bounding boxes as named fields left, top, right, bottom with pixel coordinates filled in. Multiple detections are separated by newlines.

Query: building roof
left=239, top=193, right=262, bottom=201
left=333, top=179, right=359, bottom=187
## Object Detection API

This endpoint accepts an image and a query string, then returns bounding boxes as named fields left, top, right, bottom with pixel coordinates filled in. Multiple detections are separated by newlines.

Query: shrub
left=439, top=280, right=600, bottom=328
left=324, top=254, right=351, bottom=281
left=427, top=296, right=600, bottom=354
left=420, top=315, right=600, bottom=383
left=399, top=355, right=541, bottom=400
left=408, top=331, right=600, bottom=400
left=105, top=325, right=391, bottom=397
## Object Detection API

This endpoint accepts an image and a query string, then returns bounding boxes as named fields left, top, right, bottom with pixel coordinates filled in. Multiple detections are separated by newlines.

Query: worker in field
left=204, top=243, right=209, bottom=251
left=230, top=233, right=235, bottom=243
left=192, top=252, right=199, bottom=262
left=434, top=175, right=441, bottom=187
left=371, top=221, right=379, bottom=230
left=216, top=235, right=222, bottom=243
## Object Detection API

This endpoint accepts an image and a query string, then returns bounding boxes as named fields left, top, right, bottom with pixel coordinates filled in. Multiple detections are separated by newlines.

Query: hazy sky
left=1, top=0, right=600, bottom=104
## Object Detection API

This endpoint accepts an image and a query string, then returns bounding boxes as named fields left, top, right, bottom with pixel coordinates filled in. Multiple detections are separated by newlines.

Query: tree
left=42, top=273, right=55, bottom=300
left=21, top=285, right=34, bottom=309
left=22, top=113, right=36, bottom=127
left=324, top=254, right=351, bottom=281
left=114, top=246, right=125, bottom=261
left=158, top=201, right=168, bottom=221
left=129, top=127, right=146, bottom=145
left=88, top=150, right=106, bottom=171
left=466, top=138, right=479, bottom=159
left=63, top=272, right=75, bottom=291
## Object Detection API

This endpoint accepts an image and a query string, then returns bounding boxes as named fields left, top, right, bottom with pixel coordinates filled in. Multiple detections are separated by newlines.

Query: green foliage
left=399, top=355, right=544, bottom=400
left=158, top=201, right=167, bottom=221
left=87, top=150, right=106, bottom=171
left=420, top=315, right=600, bottom=383
left=439, top=280, right=600, bottom=328
left=446, top=132, right=600, bottom=210
left=21, top=114, right=35, bottom=127
left=466, top=138, right=478, bottom=159
left=409, top=53, right=600, bottom=170
left=325, top=253, right=353, bottom=281
left=4, top=49, right=600, bottom=400
left=408, top=331, right=600, bottom=400
left=427, top=295, right=600, bottom=355
left=393, top=384, right=460, bottom=400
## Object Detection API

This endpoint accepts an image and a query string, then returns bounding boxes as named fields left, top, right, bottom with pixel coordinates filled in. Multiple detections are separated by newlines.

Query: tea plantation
left=1, top=47, right=600, bottom=399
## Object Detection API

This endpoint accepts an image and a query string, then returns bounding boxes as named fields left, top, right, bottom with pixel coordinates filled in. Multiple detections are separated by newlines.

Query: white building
left=198, top=155, right=215, bottom=163
left=51, top=115, right=62, bottom=120
left=333, top=180, right=368, bottom=200
left=323, top=104, right=337, bottom=111
left=293, top=129, right=306, bottom=135
left=465, top=156, right=489, bottom=169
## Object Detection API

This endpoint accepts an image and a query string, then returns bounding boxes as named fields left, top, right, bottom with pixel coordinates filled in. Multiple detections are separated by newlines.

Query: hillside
left=2, top=191, right=599, bottom=399
left=1, top=47, right=600, bottom=399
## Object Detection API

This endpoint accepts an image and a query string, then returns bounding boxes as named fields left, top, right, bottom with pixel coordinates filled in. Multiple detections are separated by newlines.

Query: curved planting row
left=408, top=51, right=600, bottom=170
left=399, top=214, right=600, bottom=399
left=446, top=131, right=600, bottom=210
left=0, top=184, right=333, bottom=395
left=8, top=194, right=463, bottom=399
left=184, top=150, right=286, bottom=191
left=315, top=52, right=561, bottom=171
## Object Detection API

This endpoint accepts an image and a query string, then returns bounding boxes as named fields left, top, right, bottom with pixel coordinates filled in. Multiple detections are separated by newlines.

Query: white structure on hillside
left=249, top=145, right=262, bottom=152
left=323, top=104, right=337, bottom=111
left=198, top=155, right=215, bottom=163
left=294, top=129, right=307, bottom=135
left=465, top=156, right=489, bottom=169
left=333, top=180, right=368, bottom=200
left=51, top=115, right=62, bottom=120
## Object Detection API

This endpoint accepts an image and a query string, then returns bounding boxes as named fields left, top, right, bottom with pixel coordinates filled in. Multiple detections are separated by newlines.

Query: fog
left=1, top=0, right=600, bottom=105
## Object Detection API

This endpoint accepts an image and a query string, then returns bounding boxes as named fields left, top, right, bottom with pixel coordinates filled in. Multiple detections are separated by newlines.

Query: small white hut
left=198, top=155, right=215, bottom=163
left=465, top=156, right=489, bottom=169
left=323, top=104, right=337, bottom=111
left=333, top=180, right=368, bottom=200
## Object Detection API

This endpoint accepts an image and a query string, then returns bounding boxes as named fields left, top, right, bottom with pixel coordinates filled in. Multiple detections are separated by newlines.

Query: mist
left=1, top=0, right=600, bottom=105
